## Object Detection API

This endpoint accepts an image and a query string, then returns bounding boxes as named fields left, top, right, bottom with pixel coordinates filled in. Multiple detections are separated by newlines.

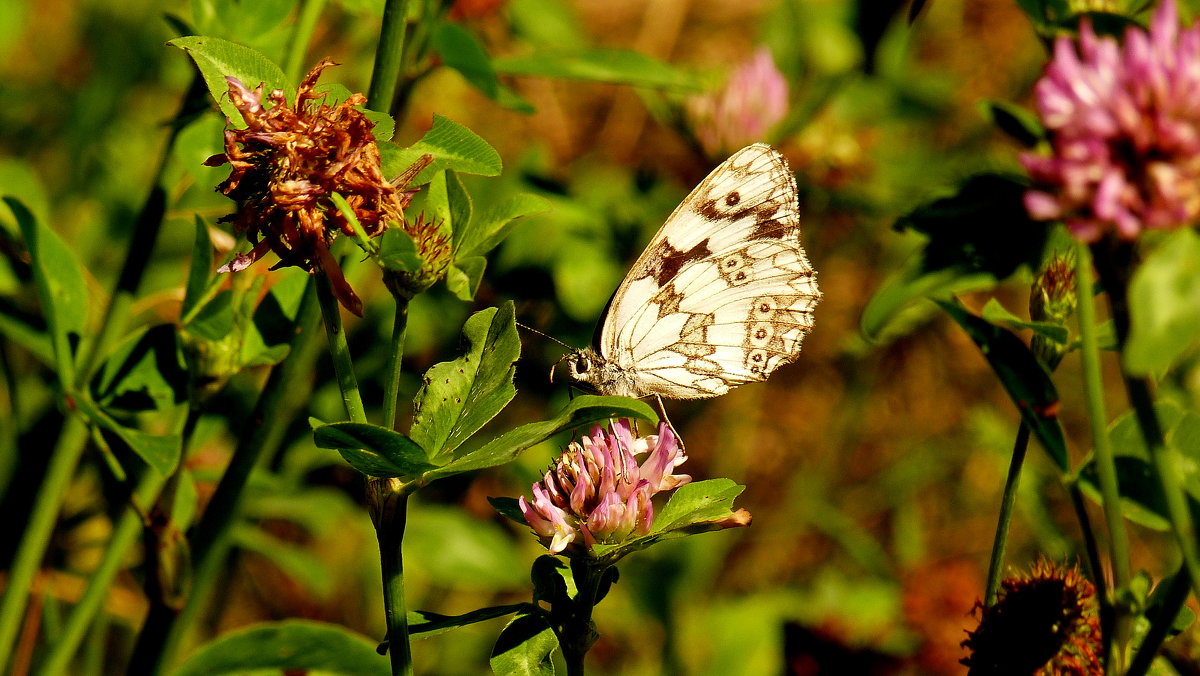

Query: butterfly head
left=563, top=348, right=599, bottom=388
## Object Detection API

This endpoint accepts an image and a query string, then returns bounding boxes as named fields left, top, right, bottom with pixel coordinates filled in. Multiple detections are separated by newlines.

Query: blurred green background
left=0, top=0, right=1188, bottom=673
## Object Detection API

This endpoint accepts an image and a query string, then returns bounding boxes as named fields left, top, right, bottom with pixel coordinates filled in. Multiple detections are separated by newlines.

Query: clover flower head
left=1022, top=0, right=1200, bottom=241
left=960, top=560, right=1101, bottom=675
left=518, top=419, right=690, bottom=556
left=687, top=47, right=789, bottom=158
left=205, top=59, right=417, bottom=316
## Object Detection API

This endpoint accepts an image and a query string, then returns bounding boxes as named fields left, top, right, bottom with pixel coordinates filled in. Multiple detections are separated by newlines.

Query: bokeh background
left=0, top=0, right=1188, bottom=673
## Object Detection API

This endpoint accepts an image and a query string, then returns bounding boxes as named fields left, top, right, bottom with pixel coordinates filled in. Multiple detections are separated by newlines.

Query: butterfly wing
left=595, top=144, right=819, bottom=399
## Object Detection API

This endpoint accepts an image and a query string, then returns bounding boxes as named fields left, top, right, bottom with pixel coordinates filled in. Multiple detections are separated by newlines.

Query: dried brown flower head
left=961, top=560, right=1102, bottom=676
left=205, top=59, right=415, bottom=316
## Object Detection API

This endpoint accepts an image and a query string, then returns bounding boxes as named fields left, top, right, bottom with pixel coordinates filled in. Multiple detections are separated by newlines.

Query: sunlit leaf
left=456, top=193, right=551, bottom=260
left=431, top=395, right=656, bottom=477
left=430, top=22, right=535, bottom=113
left=381, top=114, right=502, bottom=184
left=446, top=256, right=486, bottom=301
left=168, top=36, right=291, bottom=126
left=172, top=620, right=388, bottom=676
left=489, top=613, right=557, bottom=676
left=410, top=303, right=520, bottom=459
left=183, top=216, right=214, bottom=319
left=980, top=298, right=1068, bottom=344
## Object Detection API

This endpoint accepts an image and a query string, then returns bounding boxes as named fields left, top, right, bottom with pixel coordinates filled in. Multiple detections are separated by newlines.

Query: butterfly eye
left=576, top=357, right=591, bottom=373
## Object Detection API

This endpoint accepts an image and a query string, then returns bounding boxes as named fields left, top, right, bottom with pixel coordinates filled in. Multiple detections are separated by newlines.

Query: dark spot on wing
left=725, top=191, right=740, bottom=206
left=632, top=238, right=712, bottom=286
left=751, top=217, right=797, bottom=240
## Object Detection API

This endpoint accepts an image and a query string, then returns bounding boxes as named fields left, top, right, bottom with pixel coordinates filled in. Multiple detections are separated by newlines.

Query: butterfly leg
left=651, top=394, right=686, bottom=452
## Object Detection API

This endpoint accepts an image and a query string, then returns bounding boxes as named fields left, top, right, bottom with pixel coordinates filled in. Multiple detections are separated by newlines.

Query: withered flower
left=961, top=560, right=1101, bottom=676
left=205, top=59, right=422, bottom=316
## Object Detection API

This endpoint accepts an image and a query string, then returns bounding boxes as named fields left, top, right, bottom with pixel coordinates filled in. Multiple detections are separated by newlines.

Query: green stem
left=283, top=0, right=328, bottom=83
left=0, top=416, right=90, bottom=669
left=1126, top=568, right=1191, bottom=676
left=382, top=301, right=409, bottom=430
left=36, top=470, right=165, bottom=676
left=1092, top=241, right=1200, bottom=602
left=1067, top=481, right=1108, bottom=614
left=366, top=0, right=411, bottom=112
left=315, top=271, right=367, bottom=424
left=984, top=424, right=1031, bottom=605
left=371, top=482, right=413, bottom=676
left=562, top=560, right=605, bottom=676
left=1075, top=242, right=1132, bottom=669
left=127, top=280, right=321, bottom=675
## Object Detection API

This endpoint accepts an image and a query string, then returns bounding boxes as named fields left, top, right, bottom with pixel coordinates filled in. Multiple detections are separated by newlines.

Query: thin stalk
left=371, top=482, right=412, bottom=676
left=382, top=301, right=409, bottom=430
left=1067, top=482, right=1108, bottom=611
left=1127, top=568, right=1191, bottom=676
left=1075, top=242, right=1132, bottom=669
left=283, top=0, right=328, bottom=83
left=37, top=470, right=165, bottom=675
left=984, top=424, right=1031, bottom=605
left=0, top=416, right=90, bottom=669
left=366, top=0, right=412, bottom=112
left=315, top=271, right=367, bottom=424
left=1093, top=241, right=1200, bottom=600
left=127, top=280, right=320, bottom=674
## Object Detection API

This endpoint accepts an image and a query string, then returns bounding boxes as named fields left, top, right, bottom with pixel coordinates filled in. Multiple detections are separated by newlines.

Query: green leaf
left=446, top=256, right=486, bottom=301
left=456, top=193, right=551, bottom=260
left=862, top=174, right=1052, bottom=340
left=378, top=228, right=424, bottom=273
left=0, top=298, right=54, bottom=365
left=183, top=216, right=213, bottom=319
left=91, top=325, right=187, bottom=412
left=591, top=479, right=750, bottom=564
left=9, top=197, right=88, bottom=385
left=936, top=300, right=1068, bottom=471
left=313, top=422, right=437, bottom=478
left=172, top=620, right=389, bottom=676
left=408, top=604, right=530, bottom=638
left=410, top=303, right=520, bottom=459
left=381, top=114, right=502, bottom=184
left=652, top=479, right=746, bottom=533
left=489, top=613, right=558, bottom=676
left=430, top=22, right=535, bottom=113
left=980, top=298, right=1069, bottom=344
left=494, top=48, right=700, bottom=91
left=429, top=395, right=656, bottom=477
left=168, top=36, right=291, bottom=127
left=183, top=290, right=234, bottom=341
left=426, top=169, right=469, bottom=248
left=1125, top=229, right=1200, bottom=375
left=1076, top=455, right=1171, bottom=531
left=106, top=424, right=181, bottom=477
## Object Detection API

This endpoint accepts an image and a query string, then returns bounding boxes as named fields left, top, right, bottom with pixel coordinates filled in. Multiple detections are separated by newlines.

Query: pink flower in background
left=519, top=420, right=690, bottom=555
left=1022, top=0, right=1200, bottom=241
left=688, top=48, right=789, bottom=157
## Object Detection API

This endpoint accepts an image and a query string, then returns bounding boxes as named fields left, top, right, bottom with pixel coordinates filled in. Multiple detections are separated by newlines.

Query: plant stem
left=1074, top=242, right=1132, bottom=669
left=283, top=0, right=328, bottom=83
left=1126, top=568, right=1191, bottom=676
left=37, top=469, right=165, bottom=675
left=382, top=300, right=409, bottom=430
left=127, top=279, right=321, bottom=674
left=984, top=424, right=1031, bottom=605
left=1067, top=482, right=1108, bottom=613
left=315, top=271, right=367, bottom=424
left=1092, top=241, right=1200, bottom=602
left=366, top=0, right=411, bottom=112
left=371, top=481, right=413, bottom=676
left=0, top=416, right=89, bottom=669
left=563, top=560, right=605, bottom=676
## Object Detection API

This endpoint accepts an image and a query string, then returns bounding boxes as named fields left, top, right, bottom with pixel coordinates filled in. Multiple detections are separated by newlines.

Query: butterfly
left=564, top=143, right=820, bottom=400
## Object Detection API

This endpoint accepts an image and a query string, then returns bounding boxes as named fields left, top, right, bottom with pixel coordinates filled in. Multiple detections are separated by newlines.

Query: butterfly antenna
left=515, top=321, right=576, bottom=351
